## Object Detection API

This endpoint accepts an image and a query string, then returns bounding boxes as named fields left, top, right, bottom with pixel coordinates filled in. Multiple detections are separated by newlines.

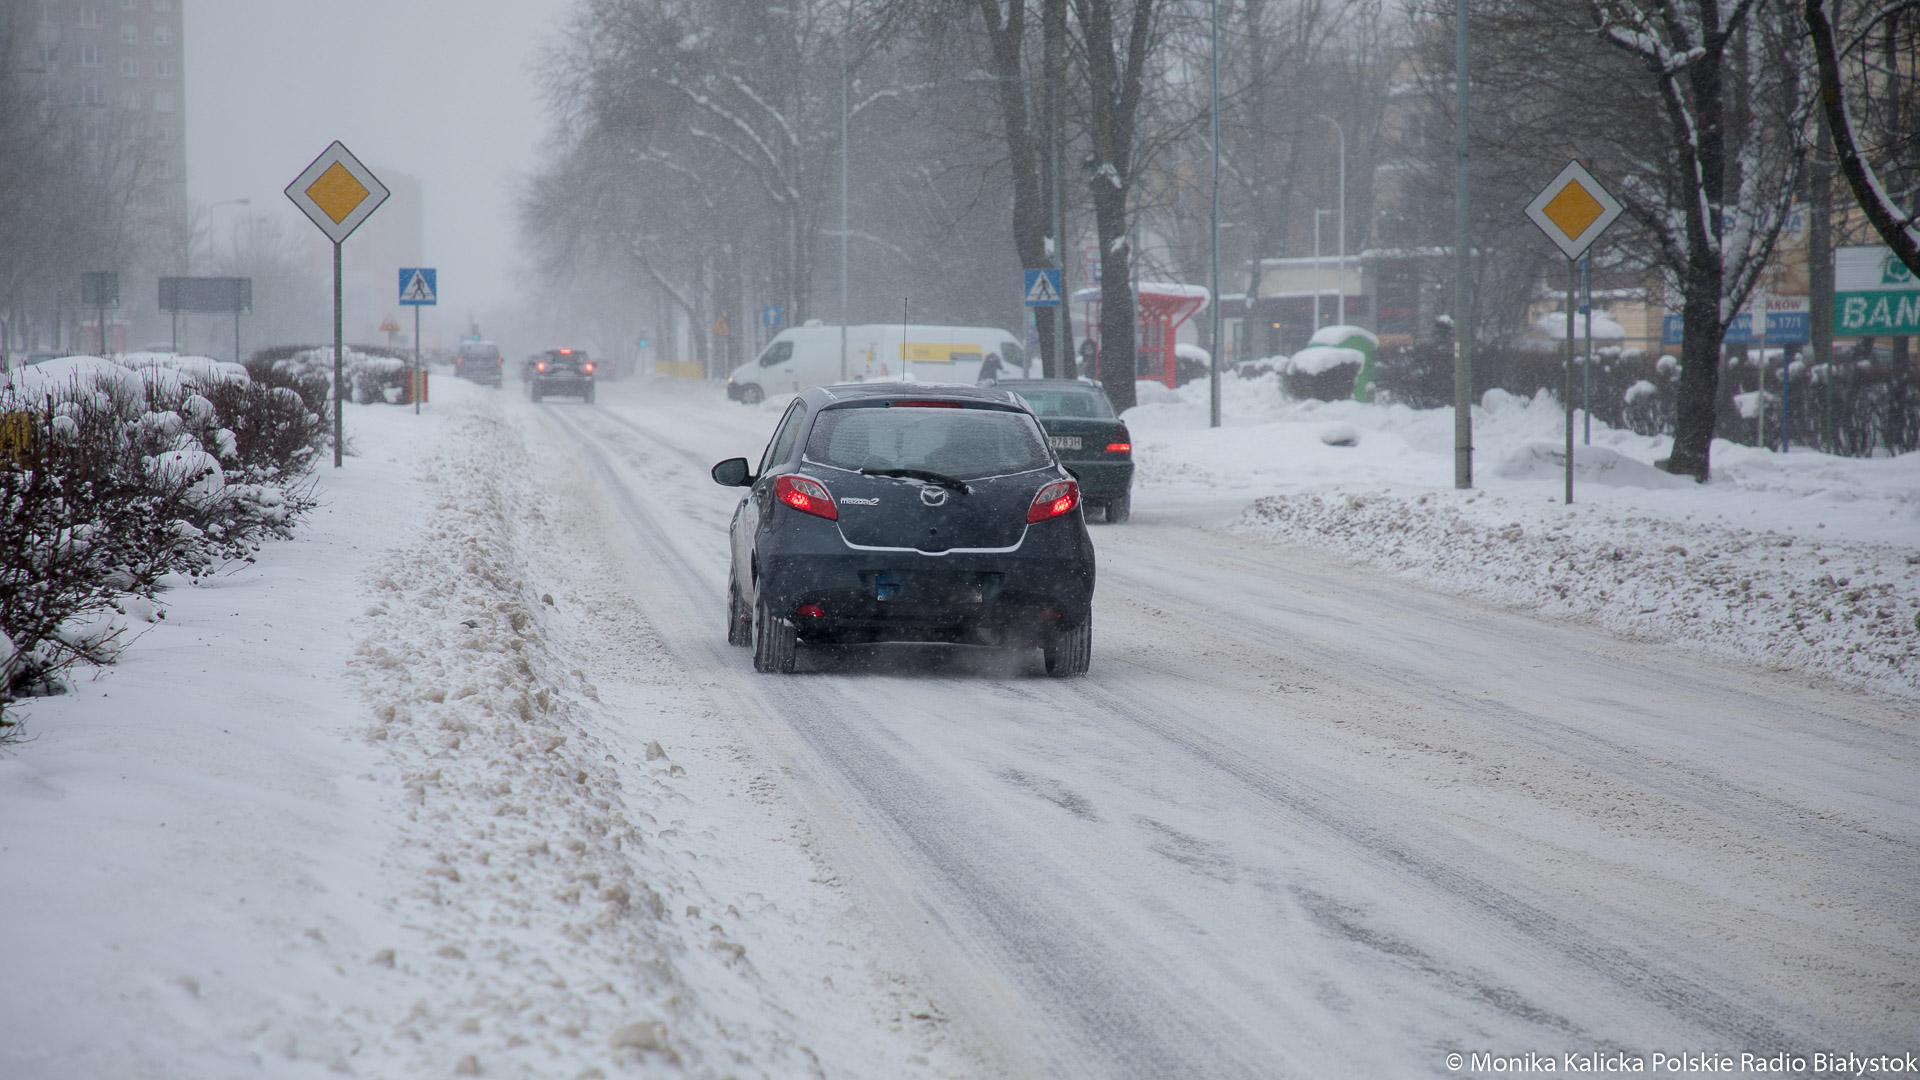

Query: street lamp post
left=1314, top=114, right=1346, bottom=327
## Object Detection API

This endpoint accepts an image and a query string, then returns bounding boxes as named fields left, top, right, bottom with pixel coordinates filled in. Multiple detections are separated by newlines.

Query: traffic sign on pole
left=399, top=268, right=438, bottom=306
left=1524, top=161, right=1622, bottom=506
left=287, top=141, right=388, bottom=468
left=1024, top=268, right=1062, bottom=307
left=761, top=305, right=782, bottom=328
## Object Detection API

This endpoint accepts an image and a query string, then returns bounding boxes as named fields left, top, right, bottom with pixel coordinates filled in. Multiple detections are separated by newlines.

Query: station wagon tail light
left=584, top=362, right=594, bottom=372
left=776, top=475, right=838, bottom=520
left=1106, top=425, right=1132, bottom=454
left=537, top=361, right=547, bottom=372
left=1027, top=478, right=1079, bottom=523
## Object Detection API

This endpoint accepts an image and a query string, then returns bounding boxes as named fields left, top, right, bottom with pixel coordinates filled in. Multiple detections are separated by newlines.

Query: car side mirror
left=711, top=457, right=753, bottom=487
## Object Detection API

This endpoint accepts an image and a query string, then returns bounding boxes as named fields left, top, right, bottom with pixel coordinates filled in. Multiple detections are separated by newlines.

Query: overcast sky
left=184, top=0, right=578, bottom=314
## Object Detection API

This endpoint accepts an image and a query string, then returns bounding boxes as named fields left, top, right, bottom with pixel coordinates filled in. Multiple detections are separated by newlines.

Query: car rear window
left=459, top=344, right=500, bottom=361
left=804, top=405, right=1053, bottom=480
left=1009, top=388, right=1114, bottom=419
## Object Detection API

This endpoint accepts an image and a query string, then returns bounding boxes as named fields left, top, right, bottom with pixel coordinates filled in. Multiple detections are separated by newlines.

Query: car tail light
left=1027, top=478, right=1079, bottom=523
left=776, top=475, right=838, bottom=520
left=1105, top=425, right=1132, bottom=454
left=584, top=362, right=594, bottom=373
left=559, top=348, right=572, bottom=355
left=537, top=361, right=547, bottom=372
left=496, top=357, right=503, bottom=365
left=796, top=603, right=826, bottom=618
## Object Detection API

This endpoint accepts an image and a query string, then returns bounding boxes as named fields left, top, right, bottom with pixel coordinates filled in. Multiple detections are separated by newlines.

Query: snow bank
left=1122, top=372, right=1920, bottom=698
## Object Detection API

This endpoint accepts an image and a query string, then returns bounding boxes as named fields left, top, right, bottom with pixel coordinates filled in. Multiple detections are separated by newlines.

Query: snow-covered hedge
left=0, top=355, right=329, bottom=729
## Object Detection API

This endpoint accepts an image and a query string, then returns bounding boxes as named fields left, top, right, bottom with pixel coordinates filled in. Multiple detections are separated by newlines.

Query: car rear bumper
left=1059, top=458, right=1133, bottom=498
left=757, top=521, right=1095, bottom=645
left=533, top=376, right=593, bottom=394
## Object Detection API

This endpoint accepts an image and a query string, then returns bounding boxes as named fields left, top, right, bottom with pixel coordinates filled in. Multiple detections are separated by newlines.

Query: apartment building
left=33, top=0, right=187, bottom=212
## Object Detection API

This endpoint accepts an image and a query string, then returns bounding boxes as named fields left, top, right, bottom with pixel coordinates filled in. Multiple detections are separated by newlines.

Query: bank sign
left=1834, top=245, right=1920, bottom=335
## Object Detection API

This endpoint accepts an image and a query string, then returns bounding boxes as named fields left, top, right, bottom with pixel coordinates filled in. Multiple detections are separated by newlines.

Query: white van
left=726, top=323, right=1028, bottom=403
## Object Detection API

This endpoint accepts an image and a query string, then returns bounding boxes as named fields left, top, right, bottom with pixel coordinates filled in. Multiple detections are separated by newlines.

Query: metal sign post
left=158, top=277, right=251, bottom=363
left=286, top=141, right=390, bottom=467
left=1525, top=161, right=1623, bottom=505
left=81, top=272, right=118, bottom=356
left=399, top=268, right=437, bottom=415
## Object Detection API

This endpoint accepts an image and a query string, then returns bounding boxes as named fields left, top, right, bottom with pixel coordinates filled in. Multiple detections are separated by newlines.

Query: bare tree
left=1077, top=0, right=1162, bottom=412
left=1806, top=0, right=1920, bottom=275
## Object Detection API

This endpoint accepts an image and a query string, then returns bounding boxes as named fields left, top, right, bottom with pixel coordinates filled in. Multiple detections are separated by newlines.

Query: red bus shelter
left=1074, top=282, right=1210, bottom=387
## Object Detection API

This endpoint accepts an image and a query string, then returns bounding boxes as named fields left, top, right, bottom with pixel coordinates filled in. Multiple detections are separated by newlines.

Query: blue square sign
left=1024, top=268, right=1062, bottom=307
left=399, top=268, right=437, bottom=306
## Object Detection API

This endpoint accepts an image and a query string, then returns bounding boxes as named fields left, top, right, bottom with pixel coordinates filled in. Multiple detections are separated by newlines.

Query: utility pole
left=1452, top=0, right=1473, bottom=489
left=1208, top=0, right=1223, bottom=428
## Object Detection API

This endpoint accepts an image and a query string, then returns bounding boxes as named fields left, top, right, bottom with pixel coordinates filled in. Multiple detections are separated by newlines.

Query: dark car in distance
left=711, top=383, right=1096, bottom=675
left=997, top=379, right=1134, bottom=523
left=528, top=348, right=595, bottom=403
left=453, top=341, right=503, bottom=386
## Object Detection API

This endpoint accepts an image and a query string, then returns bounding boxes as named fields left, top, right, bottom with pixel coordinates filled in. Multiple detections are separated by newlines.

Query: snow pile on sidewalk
left=1124, top=376, right=1920, bottom=698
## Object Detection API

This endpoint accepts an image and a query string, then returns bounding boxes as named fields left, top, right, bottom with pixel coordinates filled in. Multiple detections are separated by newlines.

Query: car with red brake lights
left=453, top=341, right=503, bottom=386
left=528, top=348, right=595, bottom=403
left=710, top=383, right=1096, bottom=675
left=997, top=379, right=1135, bottom=523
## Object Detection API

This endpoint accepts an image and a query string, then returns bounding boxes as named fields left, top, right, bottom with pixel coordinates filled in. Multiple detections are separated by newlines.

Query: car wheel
left=583, top=385, right=596, bottom=404
left=1106, top=492, right=1130, bottom=524
left=726, top=575, right=752, bottom=647
left=1043, top=619, right=1091, bottom=677
left=739, top=383, right=764, bottom=405
left=753, top=600, right=798, bottom=673
left=530, top=384, right=543, bottom=402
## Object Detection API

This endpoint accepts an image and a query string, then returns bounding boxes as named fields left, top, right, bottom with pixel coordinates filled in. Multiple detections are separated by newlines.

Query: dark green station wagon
left=998, top=379, right=1135, bottom=523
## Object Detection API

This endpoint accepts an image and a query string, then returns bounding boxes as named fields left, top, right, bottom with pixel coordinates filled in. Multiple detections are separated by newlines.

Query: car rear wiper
left=860, top=467, right=972, bottom=495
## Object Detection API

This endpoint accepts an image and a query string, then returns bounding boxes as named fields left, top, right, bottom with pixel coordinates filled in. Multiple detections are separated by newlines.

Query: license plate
left=1050, top=435, right=1082, bottom=450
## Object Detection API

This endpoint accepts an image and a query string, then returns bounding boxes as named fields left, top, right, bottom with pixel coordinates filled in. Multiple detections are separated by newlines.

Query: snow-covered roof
left=1534, top=311, right=1627, bottom=340
left=1308, top=325, right=1379, bottom=348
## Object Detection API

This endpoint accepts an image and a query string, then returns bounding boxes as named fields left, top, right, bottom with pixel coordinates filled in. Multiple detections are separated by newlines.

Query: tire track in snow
left=539, top=404, right=1287, bottom=1079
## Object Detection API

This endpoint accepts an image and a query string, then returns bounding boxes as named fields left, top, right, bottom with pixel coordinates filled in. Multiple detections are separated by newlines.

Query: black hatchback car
left=997, top=379, right=1134, bottom=523
left=529, top=348, right=595, bottom=403
left=711, top=383, right=1096, bottom=675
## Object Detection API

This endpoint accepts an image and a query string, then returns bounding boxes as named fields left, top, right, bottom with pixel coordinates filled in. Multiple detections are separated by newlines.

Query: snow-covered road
left=5, top=372, right=1911, bottom=1078
left=528, top=378, right=1918, bottom=1076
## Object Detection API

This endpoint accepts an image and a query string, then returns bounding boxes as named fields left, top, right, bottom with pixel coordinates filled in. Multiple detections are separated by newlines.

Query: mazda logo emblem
left=919, top=486, right=948, bottom=507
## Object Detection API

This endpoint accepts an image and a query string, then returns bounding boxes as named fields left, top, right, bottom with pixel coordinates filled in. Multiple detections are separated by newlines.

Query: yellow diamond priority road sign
left=286, top=141, right=389, bottom=245
left=1524, top=160, right=1623, bottom=261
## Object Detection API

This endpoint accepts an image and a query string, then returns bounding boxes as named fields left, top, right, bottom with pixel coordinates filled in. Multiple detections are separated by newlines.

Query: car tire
left=739, top=383, right=764, bottom=405
left=753, top=600, right=797, bottom=673
left=1043, top=619, right=1091, bottom=677
left=583, top=385, right=596, bottom=404
left=726, top=575, right=752, bottom=647
left=1106, top=492, right=1130, bottom=524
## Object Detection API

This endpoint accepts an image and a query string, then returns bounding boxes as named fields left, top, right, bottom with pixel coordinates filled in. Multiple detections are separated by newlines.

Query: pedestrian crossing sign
left=399, top=268, right=437, bottom=306
left=1024, top=268, right=1062, bottom=307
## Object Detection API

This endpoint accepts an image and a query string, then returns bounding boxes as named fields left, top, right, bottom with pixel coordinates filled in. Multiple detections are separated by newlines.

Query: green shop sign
left=1834, top=245, right=1920, bottom=335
